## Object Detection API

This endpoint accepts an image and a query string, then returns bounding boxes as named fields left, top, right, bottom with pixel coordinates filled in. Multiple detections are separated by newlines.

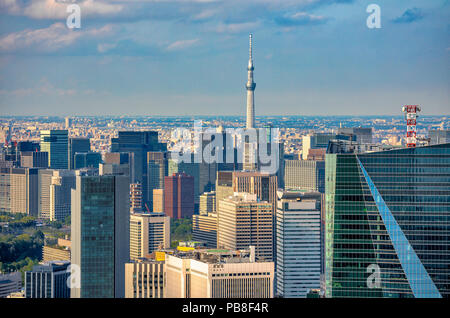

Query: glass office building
left=325, top=143, right=450, bottom=298
left=71, top=174, right=130, bottom=298
left=40, top=130, right=69, bottom=169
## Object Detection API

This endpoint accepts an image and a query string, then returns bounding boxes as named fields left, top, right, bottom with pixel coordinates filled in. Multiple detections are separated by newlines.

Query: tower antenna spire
left=249, top=33, right=253, bottom=61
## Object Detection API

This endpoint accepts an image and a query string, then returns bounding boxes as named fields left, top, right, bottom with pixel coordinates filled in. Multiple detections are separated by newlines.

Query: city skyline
left=0, top=0, right=449, bottom=116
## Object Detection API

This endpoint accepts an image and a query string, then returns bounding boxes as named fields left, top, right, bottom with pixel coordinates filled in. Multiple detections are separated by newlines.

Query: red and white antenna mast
left=402, top=105, right=421, bottom=148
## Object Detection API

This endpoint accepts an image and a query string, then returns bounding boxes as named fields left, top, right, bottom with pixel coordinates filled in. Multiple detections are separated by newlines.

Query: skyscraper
left=111, top=131, right=166, bottom=209
left=276, top=191, right=322, bottom=298
left=0, top=167, right=38, bottom=215
left=284, top=160, right=325, bottom=193
left=68, top=138, right=90, bottom=170
left=71, top=172, right=130, bottom=298
left=40, top=130, right=69, bottom=169
left=217, top=192, right=273, bottom=261
left=199, top=191, right=216, bottom=215
left=192, top=212, right=217, bottom=248
left=73, top=152, right=102, bottom=170
left=164, top=173, right=194, bottom=219
left=325, top=143, right=450, bottom=298
left=147, top=151, right=168, bottom=211
left=129, top=212, right=170, bottom=261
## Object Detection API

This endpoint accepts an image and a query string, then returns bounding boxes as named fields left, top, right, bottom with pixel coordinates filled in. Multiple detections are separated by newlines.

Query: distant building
left=0, top=272, right=22, bottom=298
left=147, top=151, right=168, bottom=211
left=71, top=172, right=130, bottom=298
left=165, top=248, right=274, bottom=298
left=0, top=167, right=38, bottom=215
left=192, top=213, right=217, bottom=248
left=130, top=212, right=170, bottom=261
left=164, top=173, right=195, bottom=219
left=276, top=191, right=322, bottom=298
left=111, top=131, right=167, bottom=210
left=38, top=169, right=75, bottom=221
left=40, top=130, right=69, bottom=169
left=199, top=191, right=216, bottom=215
left=125, top=258, right=165, bottom=298
left=103, top=152, right=134, bottom=180
left=337, top=127, right=373, bottom=144
left=73, top=152, right=101, bottom=170
left=25, top=261, right=70, bottom=298
left=302, top=133, right=336, bottom=160
left=168, top=155, right=216, bottom=211
left=284, top=160, right=325, bottom=193
left=217, top=192, right=273, bottom=261
left=68, top=138, right=90, bottom=170
left=130, top=183, right=143, bottom=213
left=20, top=151, right=48, bottom=168
left=429, top=129, right=450, bottom=145
left=152, top=189, right=164, bottom=213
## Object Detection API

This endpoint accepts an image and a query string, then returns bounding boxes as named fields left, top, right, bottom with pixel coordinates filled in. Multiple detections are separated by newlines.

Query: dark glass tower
left=111, top=131, right=166, bottom=209
left=325, top=143, right=450, bottom=298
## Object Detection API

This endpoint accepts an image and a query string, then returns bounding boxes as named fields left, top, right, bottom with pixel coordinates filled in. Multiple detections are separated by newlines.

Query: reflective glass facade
left=325, top=143, right=450, bottom=298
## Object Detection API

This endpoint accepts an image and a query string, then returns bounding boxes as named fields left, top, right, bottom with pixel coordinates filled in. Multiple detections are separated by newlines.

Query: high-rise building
left=130, top=182, right=143, bottom=213
left=337, top=127, right=373, bottom=144
left=38, top=169, right=76, bottom=220
left=302, top=133, right=336, bottom=160
left=129, top=212, right=170, bottom=261
left=49, top=170, right=76, bottom=221
left=40, top=130, right=69, bottom=169
left=164, top=173, right=194, bottom=219
left=429, top=129, right=450, bottom=145
left=215, top=171, right=234, bottom=214
left=276, top=191, right=322, bottom=298
left=199, top=191, right=216, bottom=215
left=20, top=151, right=48, bottom=168
left=111, top=131, right=166, bottom=209
left=325, top=143, right=450, bottom=298
left=103, top=152, right=134, bottom=179
left=0, top=167, right=38, bottom=215
left=192, top=213, right=217, bottom=248
left=147, top=151, right=168, bottom=211
left=25, top=261, right=70, bottom=298
left=65, top=117, right=72, bottom=130
left=165, top=248, right=274, bottom=298
left=217, top=192, right=273, bottom=261
left=284, top=160, right=325, bottom=193
left=153, top=189, right=164, bottom=213
left=68, top=138, right=90, bottom=170
left=169, top=155, right=216, bottom=211
left=71, top=172, right=130, bottom=298
left=125, top=259, right=165, bottom=298
left=73, top=152, right=102, bottom=170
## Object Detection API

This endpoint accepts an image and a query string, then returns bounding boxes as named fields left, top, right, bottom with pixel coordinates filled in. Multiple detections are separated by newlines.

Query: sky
left=0, top=0, right=448, bottom=116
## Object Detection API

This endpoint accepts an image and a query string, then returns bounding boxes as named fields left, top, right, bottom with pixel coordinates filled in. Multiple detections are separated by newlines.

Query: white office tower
left=276, top=191, right=322, bottom=298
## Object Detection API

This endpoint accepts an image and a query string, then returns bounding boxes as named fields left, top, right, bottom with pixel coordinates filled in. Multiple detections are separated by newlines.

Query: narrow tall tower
left=246, top=34, right=256, bottom=129
left=402, top=105, right=421, bottom=148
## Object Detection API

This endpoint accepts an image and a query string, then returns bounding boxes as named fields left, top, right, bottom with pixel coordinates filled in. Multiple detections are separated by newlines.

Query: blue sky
left=0, top=0, right=448, bottom=116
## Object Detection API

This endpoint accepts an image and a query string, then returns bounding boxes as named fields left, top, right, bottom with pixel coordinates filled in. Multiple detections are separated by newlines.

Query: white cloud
left=166, top=38, right=199, bottom=51
left=0, top=0, right=123, bottom=19
left=0, top=22, right=114, bottom=53
left=215, top=21, right=261, bottom=34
